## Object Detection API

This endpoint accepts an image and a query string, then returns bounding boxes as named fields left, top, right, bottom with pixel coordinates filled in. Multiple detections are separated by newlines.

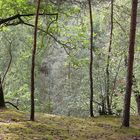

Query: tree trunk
left=30, top=0, right=41, bottom=121
left=88, top=0, right=94, bottom=117
left=0, top=77, right=5, bottom=108
left=106, top=0, right=114, bottom=115
left=135, top=95, right=140, bottom=115
left=99, top=100, right=107, bottom=115
left=122, top=0, right=138, bottom=127
left=132, top=75, right=140, bottom=116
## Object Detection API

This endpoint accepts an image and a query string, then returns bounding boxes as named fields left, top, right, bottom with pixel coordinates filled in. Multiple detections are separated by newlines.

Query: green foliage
left=0, top=0, right=35, bottom=17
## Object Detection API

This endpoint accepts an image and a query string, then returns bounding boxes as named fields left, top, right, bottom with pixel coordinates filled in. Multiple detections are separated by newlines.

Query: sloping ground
left=0, top=109, right=139, bottom=140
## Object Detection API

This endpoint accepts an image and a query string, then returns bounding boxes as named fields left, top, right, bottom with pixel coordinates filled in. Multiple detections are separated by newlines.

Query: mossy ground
left=0, top=109, right=139, bottom=140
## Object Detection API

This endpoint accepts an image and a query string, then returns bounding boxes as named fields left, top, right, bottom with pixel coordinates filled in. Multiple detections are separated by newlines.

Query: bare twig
left=5, top=101, right=19, bottom=110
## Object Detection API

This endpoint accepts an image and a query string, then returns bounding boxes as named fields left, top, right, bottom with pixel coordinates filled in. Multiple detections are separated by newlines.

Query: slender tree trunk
left=106, top=0, right=114, bottom=115
left=88, top=0, right=94, bottom=117
left=0, top=43, right=12, bottom=109
left=30, top=0, right=41, bottom=121
left=0, top=77, right=5, bottom=108
left=132, top=75, right=140, bottom=116
left=122, top=0, right=138, bottom=127
left=99, top=100, right=106, bottom=115
left=135, top=95, right=140, bottom=115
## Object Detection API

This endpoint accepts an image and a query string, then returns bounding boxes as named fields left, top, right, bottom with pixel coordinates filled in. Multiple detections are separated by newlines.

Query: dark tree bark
left=0, top=13, right=57, bottom=26
left=5, top=101, right=19, bottom=110
left=0, top=77, right=5, bottom=108
left=99, top=100, right=107, bottom=115
left=0, top=44, right=12, bottom=109
left=106, top=0, right=114, bottom=115
left=30, top=0, right=41, bottom=121
left=122, top=0, right=138, bottom=127
left=88, top=0, right=94, bottom=117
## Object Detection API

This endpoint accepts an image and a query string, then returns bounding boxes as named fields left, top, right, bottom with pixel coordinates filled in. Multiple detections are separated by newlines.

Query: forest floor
left=0, top=109, right=139, bottom=140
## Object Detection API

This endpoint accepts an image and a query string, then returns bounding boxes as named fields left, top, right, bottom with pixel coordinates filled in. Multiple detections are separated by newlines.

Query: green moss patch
left=0, top=109, right=139, bottom=140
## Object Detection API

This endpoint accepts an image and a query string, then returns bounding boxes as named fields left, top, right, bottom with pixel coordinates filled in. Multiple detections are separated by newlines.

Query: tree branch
left=1, top=13, right=71, bottom=56
left=22, top=21, right=71, bottom=55
left=5, top=101, right=19, bottom=110
left=0, top=13, right=58, bottom=26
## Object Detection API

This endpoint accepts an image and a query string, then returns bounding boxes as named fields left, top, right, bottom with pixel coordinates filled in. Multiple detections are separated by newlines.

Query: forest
left=0, top=0, right=140, bottom=139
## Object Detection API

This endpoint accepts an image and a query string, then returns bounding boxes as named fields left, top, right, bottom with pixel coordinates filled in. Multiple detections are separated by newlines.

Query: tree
left=106, top=0, right=114, bottom=115
left=30, top=0, right=41, bottom=121
left=122, top=0, right=138, bottom=127
left=0, top=41, right=12, bottom=109
left=132, top=75, right=140, bottom=116
left=88, top=0, right=94, bottom=117
left=0, top=77, right=5, bottom=108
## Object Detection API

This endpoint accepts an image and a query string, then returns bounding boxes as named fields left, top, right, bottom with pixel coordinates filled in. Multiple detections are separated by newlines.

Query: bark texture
left=0, top=77, right=5, bottom=108
left=106, top=0, right=114, bottom=115
left=88, top=0, right=94, bottom=117
left=122, top=0, right=138, bottom=127
left=30, top=0, right=41, bottom=121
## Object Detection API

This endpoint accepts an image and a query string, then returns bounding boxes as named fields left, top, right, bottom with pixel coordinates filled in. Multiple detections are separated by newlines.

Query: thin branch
left=5, top=101, right=19, bottom=110
left=46, top=14, right=58, bottom=33
left=1, top=13, right=72, bottom=56
left=20, top=13, right=58, bottom=17
left=0, top=13, right=58, bottom=26
left=22, top=21, right=71, bottom=55
left=113, top=18, right=128, bottom=37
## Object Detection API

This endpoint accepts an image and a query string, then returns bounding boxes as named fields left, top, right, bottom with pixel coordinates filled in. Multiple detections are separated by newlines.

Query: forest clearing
left=0, top=109, right=139, bottom=140
left=0, top=0, right=140, bottom=139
